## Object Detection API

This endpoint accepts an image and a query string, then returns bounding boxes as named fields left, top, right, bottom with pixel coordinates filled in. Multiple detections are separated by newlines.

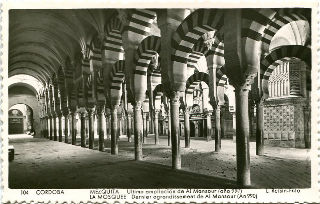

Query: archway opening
left=9, top=104, right=35, bottom=135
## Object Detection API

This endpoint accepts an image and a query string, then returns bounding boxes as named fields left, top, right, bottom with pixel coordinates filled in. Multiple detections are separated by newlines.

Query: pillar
left=63, top=112, right=69, bottom=143
left=184, top=108, right=190, bottom=148
left=87, top=108, right=95, bottom=149
left=167, top=108, right=171, bottom=146
left=143, top=112, right=147, bottom=143
left=147, top=74, right=154, bottom=134
left=53, top=114, right=57, bottom=141
left=105, top=112, right=111, bottom=140
left=45, top=117, right=49, bottom=138
left=215, top=105, right=221, bottom=152
left=80, top=111, right=86, bottom=148
left=58, top=114, right=63, bottom=142
left=97, top=106, right=105, bottom=151
left=154, top=110, right=160, bottom=144
left=111, top=105, right=119, bottom=155
left=235, top=88, right=251, bottom=186
left=220, top=105, right=225, bottom=139
left=256, top=101, right=264, bottom=155
left=70, top=110, right=76, bottom=145
left=206, top=112, right=212, bottom=141
left=127, top=113, right=132, bottom=142
left=134, top=101, right=143, bottom=160
left=170, top=91, right=181, bottom=169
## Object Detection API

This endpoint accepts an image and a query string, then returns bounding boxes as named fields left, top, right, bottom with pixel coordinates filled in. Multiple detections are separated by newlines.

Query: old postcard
left=1, top=0, right=319, bottom=203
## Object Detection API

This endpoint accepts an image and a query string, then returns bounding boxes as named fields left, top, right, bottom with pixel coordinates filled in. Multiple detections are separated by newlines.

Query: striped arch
left=85, top=73, right=95, bottom=106
left=89, top=35, right=103, bottom=103
left=64, top=58, right=77, bottom=109
left=172, top=9, right=224, bottom=91
left=110, top=60, right=125, bottom=106
left=260, top=45, right=311, bottom=97
left=57, top=66, right=67, bottom=110
left=193, top=34, right=225, bottom=66
left=261, top=12, right=310, bottom=55
left=76, top=79, right=85, bottom=106
left=104, top=17, right=124, bottom=56
left=134, top=35, right=161, bottom=101
left=185, top=72, right=209, bottom=94
left=127, top=9, right=157, bottom=38
left=242, top=9, right=277, bottom=71
left=153, top=84, right=164, bottom=110
left=81, top=56, right=90, bottom=74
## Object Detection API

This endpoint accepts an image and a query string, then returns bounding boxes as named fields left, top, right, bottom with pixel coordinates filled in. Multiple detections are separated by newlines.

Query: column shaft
left=220, top=106, right=225, bottom=139
left=134, top=102, right=143, bottom=160
left=64, top=114, right=69, bottom=143
left=71, top=112, right=76, bottom=145
left=98, top=112, right=104, bottom=151
left=143, top=113, right=147, bottom=143
left=215, top=106, right=221, bottom=151
left=184, top=110, right=190, bottom=148
left=80, top=112, right=86, bottom=147
left=88, top=110, right=95, bottom=149
left=53, top=116, right=57, bottom=141
left=170, top=92, right=181, bottom=169
left=206, top=113, right=212, bottom=141
left=256, top=102, right=264, bottom=155
left=58, top=115, right=62, bottom=142
left=111, top=106, right=119, bottom=155
left=127, top=114, right=132, bottom=142
left=235, top=88, right=251, bottom=186
left=154, top=111, right=159, bottom=144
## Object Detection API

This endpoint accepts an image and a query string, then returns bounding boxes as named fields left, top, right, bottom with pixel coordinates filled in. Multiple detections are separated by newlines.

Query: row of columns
left=41, top=107, right=125, bottom=152
left=40, top=92, right=262, bottom=187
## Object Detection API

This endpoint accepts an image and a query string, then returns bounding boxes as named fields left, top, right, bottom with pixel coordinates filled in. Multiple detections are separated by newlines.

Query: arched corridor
left=8, top=8, right=312, bottom=189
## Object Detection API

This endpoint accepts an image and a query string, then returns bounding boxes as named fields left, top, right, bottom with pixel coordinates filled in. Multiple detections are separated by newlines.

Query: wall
left=9, top=85, right=41, bottom=137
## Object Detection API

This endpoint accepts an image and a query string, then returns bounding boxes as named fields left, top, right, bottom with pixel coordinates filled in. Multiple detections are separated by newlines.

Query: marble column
left=63, top=112, right=69, bottom=143
left=154, top=110, right=160, bottom=145
left=58, top=113, right=63, bottom=142
left=167, top=109, right=171, bottom=146
left=235, top=88, right=251, bottom=186
left=105, top=112, right=111, bottom=140
left=206, top=112, right=212, bottom=141
left=256, top=101, right=264, bottom=155
left=111, top=105, right=119, bottom=155
left=97, top=106, right=105, bottom=151
left=50, top=116, right=53, bottom=140
left=70, top=110, right=76, bottom=145
left=215, top=105, right=221, bottom=152
left=53, top=114, right=57, bottom=141
left=80, top=111, right=86, bottom=148
left=127, top=113, right=132, bottom=142
left=220, top=105, right=225, bottom=139
left=170, top=91, right=181, bottom=169
left=142, top=112, right=147, bottom=143
left=134, top=101, right=143, bottom=160
left=184, top=108, right=190, bottom=148
left=45, top=116, right=49, bottom=138
left=87, top=108, right=95, bottom=149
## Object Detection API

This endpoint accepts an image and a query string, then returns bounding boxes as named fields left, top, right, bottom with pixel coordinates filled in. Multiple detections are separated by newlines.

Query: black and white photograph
left=2, top=0, right=319, bottom=203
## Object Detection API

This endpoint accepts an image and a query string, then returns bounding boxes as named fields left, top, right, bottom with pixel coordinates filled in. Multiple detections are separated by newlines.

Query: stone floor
left=9, top=134, right=310, bottom=189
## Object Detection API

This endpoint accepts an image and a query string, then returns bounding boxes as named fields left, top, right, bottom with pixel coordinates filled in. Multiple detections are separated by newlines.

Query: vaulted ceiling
left=9, top=9, right=117, bottom=84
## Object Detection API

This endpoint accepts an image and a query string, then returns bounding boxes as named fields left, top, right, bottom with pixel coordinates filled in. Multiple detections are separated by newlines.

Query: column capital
left=169, top=91, right=181, bottom=105
left=86, top=107, right=95, bottom=116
